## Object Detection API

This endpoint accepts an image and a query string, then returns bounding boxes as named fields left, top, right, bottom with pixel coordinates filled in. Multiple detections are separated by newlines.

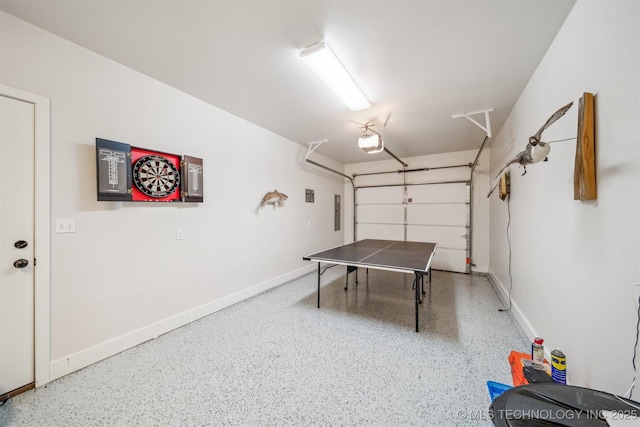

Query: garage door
left=356, top=182, right=469, bottom=273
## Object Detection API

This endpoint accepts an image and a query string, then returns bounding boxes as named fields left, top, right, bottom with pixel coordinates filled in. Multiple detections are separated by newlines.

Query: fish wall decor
left=261, top=190, right=288, bottom=207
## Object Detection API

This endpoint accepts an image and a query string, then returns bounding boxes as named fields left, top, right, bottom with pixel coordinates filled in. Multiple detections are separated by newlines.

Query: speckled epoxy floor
left=0, top=269, right=528, bottom=426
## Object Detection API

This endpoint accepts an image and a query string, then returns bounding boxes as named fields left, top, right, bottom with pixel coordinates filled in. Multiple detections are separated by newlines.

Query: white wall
left=488, top=0, right=640, bottom=396
left=1, top=12, right=346, bottom=381
left=345, top=147, right=491, bottom=273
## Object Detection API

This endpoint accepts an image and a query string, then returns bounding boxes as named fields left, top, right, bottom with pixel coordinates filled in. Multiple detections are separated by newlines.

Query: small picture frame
left=305, top=189, right=314, bottom=203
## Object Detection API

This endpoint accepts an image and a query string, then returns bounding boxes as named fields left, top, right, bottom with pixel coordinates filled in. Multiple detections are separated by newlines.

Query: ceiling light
left=358, top=128, right=384, bottom=153
left=300, top=42, right=370, bottom=111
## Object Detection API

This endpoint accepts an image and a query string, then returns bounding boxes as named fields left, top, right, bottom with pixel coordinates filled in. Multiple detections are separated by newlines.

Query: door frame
left=1, top=84, right=51, bottom=388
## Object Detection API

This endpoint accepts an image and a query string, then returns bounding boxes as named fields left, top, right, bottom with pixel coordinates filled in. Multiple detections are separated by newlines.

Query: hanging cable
left=614, top=393, right=640, bottom=411
left=624, top=285, right=640, bottom=399
left=499, top=195, right=513, bottom=312
left=547, top=137, right=577, bottom=144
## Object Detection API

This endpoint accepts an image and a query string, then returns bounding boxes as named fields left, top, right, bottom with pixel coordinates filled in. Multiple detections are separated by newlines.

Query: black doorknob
left=13, top=259, right=29, bottom=268
left=14, top=240, right=28, bottom=249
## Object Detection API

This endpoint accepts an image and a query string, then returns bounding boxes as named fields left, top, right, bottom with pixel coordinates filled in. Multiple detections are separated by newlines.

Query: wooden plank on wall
left=574, top=92, right=597, bottom=200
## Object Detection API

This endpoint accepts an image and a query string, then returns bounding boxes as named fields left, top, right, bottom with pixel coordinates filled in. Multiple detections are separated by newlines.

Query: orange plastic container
left=508, top=350, right=550, bottom=386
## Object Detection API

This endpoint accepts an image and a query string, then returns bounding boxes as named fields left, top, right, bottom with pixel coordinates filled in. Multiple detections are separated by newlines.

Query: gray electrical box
left=334, top=194, right=341, bottom=231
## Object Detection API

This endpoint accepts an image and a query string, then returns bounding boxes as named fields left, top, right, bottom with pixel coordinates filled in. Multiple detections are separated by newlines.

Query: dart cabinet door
left=181, top=155, right=203, bottom=203
left=96, top=138, right=132, bottom=202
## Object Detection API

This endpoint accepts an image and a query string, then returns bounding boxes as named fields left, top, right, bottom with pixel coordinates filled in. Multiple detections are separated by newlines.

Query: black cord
left=499, top=195, right=513, bottom=312
left=630, top=293, right=640, bottom=398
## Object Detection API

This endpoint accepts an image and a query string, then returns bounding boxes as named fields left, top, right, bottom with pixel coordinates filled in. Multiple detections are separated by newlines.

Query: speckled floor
left=0, top=269, right=528, bottom=426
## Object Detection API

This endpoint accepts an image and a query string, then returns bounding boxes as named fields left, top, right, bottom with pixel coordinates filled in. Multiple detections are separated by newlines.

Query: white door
left=0, top=95, right=36, bottom=396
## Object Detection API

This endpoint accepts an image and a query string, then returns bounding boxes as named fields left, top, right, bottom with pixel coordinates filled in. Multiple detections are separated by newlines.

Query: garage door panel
left=407, top=183, right=468, bottom=203
left=358, top=186, right=404, bottom=204
left=357, top=224, right=404, bottom=241
left=432, top=248, right=467, bottom=273
left=355, top=182, right=469, bottom=274
left=406, top=204, right=466, bottom=226
left=358, top=204, right=404, bottom=224
left=407, top=225, right=466, bottom=249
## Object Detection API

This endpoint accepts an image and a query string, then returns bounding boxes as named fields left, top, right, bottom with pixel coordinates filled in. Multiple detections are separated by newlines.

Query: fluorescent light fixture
left=300, top=42, right=370, bottom=111
left=358, top=130, right=384, bottom=153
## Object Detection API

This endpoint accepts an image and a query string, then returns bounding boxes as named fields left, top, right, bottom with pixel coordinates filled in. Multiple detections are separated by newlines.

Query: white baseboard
left=471, top=265, right=489, bottom=274
left=50, top=264, right=316, bottom=382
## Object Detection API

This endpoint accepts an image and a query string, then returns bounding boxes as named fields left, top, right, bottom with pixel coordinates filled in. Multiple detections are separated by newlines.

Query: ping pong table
left=303, top=239, right=437, bottom=332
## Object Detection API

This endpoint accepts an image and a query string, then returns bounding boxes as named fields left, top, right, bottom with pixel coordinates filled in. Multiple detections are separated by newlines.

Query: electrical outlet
left=55, top=218, right=76, bottom=233
left=176, top=229, right=184, bottom=240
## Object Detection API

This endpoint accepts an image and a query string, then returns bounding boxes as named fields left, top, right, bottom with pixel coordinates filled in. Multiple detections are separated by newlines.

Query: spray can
left=551, top=349, right=567, bottom=384
left=532, top=337, right=544, bottom=363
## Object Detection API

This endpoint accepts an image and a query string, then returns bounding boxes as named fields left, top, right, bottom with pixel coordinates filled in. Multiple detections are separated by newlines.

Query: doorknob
left=13, top=259, right=29, bottom=268
left=14, top=240, right=28, bottom=249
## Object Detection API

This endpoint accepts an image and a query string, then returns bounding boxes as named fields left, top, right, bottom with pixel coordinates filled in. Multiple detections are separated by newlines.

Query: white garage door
left=356, top=182, right=469, bottom=273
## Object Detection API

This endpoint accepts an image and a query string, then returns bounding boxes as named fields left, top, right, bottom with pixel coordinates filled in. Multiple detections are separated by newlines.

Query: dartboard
left=132, top=154, right=181, bottom=198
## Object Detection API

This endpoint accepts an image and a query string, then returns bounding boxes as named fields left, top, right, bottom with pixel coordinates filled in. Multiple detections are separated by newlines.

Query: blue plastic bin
left=487, top=381, right=512, bottom=401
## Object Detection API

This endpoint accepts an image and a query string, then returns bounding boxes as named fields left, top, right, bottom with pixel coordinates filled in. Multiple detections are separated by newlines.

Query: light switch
left=55, top=218, right=76, bottom=233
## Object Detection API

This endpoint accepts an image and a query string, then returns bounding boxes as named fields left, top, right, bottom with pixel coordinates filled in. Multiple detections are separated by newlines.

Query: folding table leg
left=414, top=272, right=421, bottom=332
left=317, top=262, right=321, bottom=308
left=345, top=265, right=357, bottom=290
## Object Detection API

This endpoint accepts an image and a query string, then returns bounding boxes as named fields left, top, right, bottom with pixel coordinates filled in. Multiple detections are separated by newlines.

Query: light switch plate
left=55, top=218, right=76, bottom=233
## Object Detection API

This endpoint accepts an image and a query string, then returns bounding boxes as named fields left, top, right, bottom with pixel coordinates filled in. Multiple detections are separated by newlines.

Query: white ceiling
left=0, top=0, right=576, bottom=165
